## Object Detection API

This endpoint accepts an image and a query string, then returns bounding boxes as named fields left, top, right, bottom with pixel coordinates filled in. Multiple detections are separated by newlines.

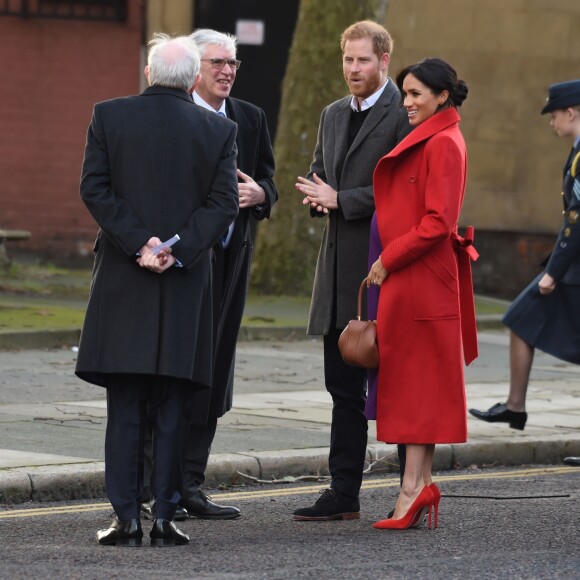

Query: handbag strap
left=357, top=278, right=368, bottom=320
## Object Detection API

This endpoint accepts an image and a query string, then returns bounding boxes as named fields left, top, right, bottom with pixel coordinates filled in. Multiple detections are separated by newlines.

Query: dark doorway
left=194, top=0, right=300, bottom=142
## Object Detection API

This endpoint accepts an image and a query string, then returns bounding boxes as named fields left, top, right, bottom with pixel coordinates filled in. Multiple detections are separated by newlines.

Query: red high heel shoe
left=373, top=486, right=434, bottom=530
left=429, top=483, right=441, bottom=529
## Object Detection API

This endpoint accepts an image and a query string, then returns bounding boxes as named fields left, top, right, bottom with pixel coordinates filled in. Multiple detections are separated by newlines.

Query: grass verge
left=0, top=261, right=508, bottom=331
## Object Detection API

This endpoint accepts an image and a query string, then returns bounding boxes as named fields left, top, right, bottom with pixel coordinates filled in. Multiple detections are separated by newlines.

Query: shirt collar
left=349, top=79, right=389, bottom=112
left=192, top=91, right=227, bottom=116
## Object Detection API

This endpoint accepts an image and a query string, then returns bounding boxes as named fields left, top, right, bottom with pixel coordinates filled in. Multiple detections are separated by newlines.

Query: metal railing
left=0, top=0, right=127, bottom=22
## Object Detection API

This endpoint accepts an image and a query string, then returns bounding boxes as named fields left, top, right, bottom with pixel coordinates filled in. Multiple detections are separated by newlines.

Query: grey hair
left=147, top=32, right=200, bottom=91
left=190, top=28, right=237, bottom=58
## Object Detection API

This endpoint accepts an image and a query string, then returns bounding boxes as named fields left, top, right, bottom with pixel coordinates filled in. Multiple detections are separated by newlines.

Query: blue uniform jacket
left=545, top=143, right=580, bottom=285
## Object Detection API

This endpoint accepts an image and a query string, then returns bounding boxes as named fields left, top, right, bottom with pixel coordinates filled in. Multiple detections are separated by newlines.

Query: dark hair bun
left=396, top=58, right=469, bottom=109
left=453, top=79, right=469, bottom=107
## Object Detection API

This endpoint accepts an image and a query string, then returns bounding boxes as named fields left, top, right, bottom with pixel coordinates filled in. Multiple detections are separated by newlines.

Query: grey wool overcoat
left=75, top=86, right=239, bottom=390
left=307, top=80, right=411, bottom=334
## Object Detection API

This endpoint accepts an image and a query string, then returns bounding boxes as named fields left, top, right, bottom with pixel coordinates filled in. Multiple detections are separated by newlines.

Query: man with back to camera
left=141, top=28, right=278, bottom=522
left=75, top=33, right=239, bottom=546
left=293, top=20, right=411, bottom=521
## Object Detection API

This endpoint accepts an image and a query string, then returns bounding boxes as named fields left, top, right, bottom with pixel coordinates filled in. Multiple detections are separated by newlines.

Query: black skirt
left=503, top=273, right=580, bottom=364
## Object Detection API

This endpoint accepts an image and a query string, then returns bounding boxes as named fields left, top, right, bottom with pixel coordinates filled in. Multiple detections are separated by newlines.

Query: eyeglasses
left=201, top=58, right=242, bottom=71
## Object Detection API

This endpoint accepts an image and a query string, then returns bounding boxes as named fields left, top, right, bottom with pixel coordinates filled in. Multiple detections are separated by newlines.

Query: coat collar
left=335, top=79, right=401, bottom=149
left=333, top=79, right=401, bottom=177
left=387, top=107, right=461, bottom=159
left=350, top=79, right=401, bottom=150
left=567, top=140, right=580, bottom=176
left=224, top=96, right=249, bottom=126
left=141, top=86, right=194, bottom=104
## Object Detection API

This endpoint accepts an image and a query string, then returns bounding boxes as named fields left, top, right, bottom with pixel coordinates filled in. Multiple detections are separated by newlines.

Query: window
left=0, top=0, right=127, bottom=22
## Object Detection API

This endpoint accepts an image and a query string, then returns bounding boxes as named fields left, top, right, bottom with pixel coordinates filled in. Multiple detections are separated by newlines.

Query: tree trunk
left=251, top=0, right=390, bottom=296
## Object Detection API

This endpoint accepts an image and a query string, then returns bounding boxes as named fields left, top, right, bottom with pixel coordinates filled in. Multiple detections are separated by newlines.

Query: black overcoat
left=192, top=96, right=278, bottom=421
left=75, top=86, right=239, bottom=390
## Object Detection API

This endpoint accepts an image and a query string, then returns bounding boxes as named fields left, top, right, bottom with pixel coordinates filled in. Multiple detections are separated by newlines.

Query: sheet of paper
left=152, top=234, right=180, bottom=255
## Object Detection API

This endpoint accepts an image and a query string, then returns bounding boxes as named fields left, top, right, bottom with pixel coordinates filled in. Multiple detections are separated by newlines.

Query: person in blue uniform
left=470, top=80, right=580, bottom=466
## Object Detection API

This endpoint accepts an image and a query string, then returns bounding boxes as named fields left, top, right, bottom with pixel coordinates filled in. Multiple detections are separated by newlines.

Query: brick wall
left=0, top=0, right=143, bottom=258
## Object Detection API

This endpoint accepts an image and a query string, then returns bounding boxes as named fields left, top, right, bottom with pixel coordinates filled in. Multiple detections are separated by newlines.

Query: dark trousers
left=324, top=328, right=406, bottom=497
left=176, top=240, right=224, bottom=496
left=105, top=375, right=193, bottom=521
left=143, top=418, right=217, bottom=500
left=324, top=326, right=369, bottom=499
left=181, top=419, right=218, bottom=496
left=143, top=245, right=228, bottom=503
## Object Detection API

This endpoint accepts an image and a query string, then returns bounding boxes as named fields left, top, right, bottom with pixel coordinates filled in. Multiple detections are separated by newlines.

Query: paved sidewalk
left=0, top=327, right=579, bottom=505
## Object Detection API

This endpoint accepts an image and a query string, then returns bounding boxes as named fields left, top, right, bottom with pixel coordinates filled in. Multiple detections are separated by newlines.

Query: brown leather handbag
left=338, top=278, right=379, bottom=369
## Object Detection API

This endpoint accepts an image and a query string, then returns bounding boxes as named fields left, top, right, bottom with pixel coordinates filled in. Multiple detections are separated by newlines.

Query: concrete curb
left=0, top=462, right=105, bottom=505
left=0, top=316, right=506, bottom=350
left=0, top=329, right=81, bottom=350
left=237, top=327, right=309, bottom=342
left=2, top=438, right=579, bottom=505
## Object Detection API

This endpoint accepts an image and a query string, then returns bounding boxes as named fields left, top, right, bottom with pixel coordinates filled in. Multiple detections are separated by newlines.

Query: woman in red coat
left=367, top=58, right=478, bottom=530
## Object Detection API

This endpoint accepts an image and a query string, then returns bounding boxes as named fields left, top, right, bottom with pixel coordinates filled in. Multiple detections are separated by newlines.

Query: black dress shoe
left=150, top=519, right=189, bottom=547
left=563, top=456, right=580, bottom=466
left=180, top=490, right=241, bottom=520
left=140, top=502, right=189, bottom=522
left=293, top=489, right=360, bottom=521
left=97, top=517, right=143, bottom=547
left=469, top=402, right=527, bottom=430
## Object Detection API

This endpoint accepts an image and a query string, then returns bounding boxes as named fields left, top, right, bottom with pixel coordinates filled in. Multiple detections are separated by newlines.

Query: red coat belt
left=451, top=226, right=479, bottom=365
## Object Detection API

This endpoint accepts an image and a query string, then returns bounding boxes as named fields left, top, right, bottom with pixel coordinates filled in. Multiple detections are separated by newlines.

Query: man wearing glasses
left=142, top=28, right=277, bottom=522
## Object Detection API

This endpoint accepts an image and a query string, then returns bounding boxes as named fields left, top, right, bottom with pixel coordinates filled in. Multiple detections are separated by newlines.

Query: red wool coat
left=373, top=107, right=478, bottom=444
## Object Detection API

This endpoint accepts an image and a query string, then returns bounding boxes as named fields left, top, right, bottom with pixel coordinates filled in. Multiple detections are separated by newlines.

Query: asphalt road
left=0, top=466, right=578, bottom=579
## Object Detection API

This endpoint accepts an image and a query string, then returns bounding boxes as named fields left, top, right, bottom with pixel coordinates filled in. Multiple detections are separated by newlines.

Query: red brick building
left=0, top=0, right=144, bottom=259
